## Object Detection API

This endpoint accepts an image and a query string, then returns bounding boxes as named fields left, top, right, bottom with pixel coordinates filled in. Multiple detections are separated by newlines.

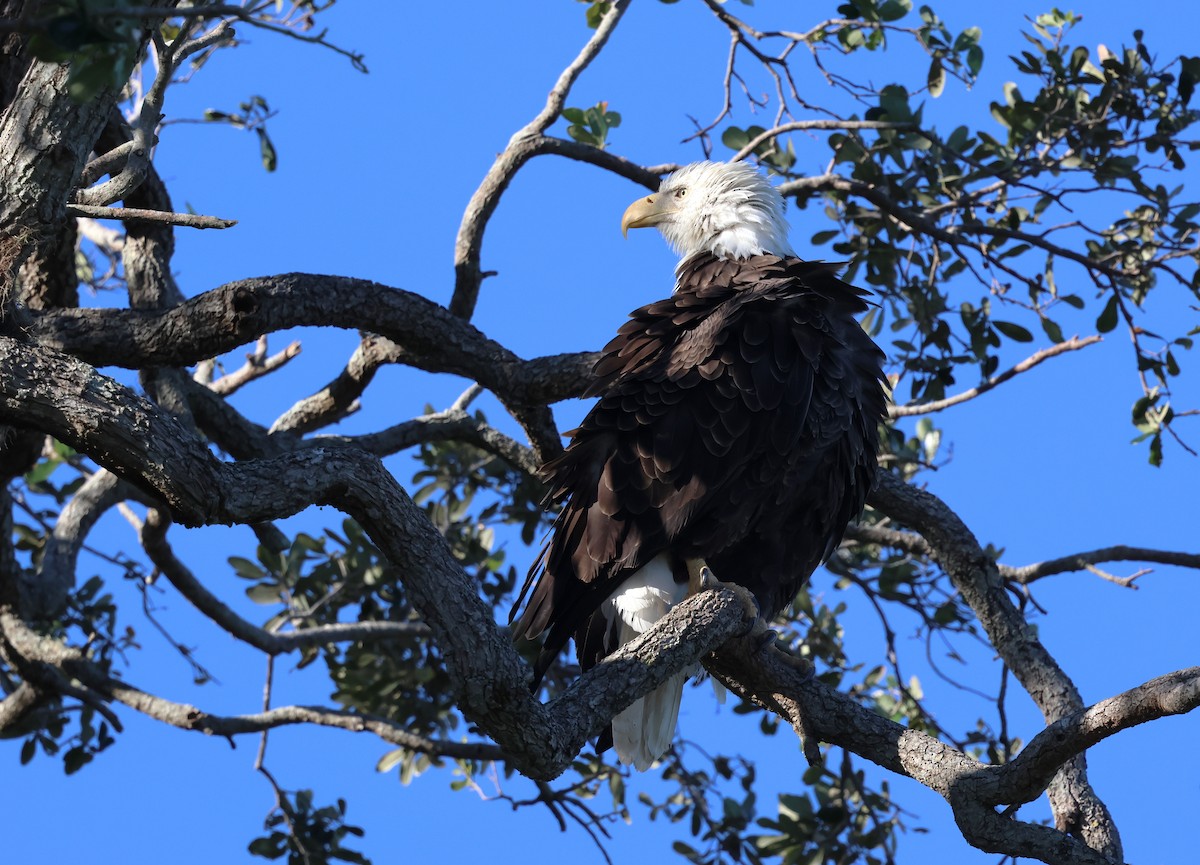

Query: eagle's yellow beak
left=621, top=193, right=673, bottom=237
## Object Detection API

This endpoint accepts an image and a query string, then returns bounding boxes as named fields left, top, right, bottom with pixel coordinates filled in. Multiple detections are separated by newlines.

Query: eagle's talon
left=780, top=652, right=815, bottom=681
left=753, top=624, right=780, bottom=652
left=699, top=567, right=762, bottom=633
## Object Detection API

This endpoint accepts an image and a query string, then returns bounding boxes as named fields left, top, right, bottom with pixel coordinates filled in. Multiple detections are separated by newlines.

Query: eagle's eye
left=674, top=187, right=688, bottom=200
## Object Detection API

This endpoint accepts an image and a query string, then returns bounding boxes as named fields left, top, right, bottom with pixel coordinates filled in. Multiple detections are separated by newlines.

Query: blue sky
left=4, top=1, right=1198, bottom=863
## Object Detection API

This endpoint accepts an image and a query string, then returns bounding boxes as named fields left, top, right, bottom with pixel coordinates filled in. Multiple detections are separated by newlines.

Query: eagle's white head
left=621, top=161, right=795, bottom=262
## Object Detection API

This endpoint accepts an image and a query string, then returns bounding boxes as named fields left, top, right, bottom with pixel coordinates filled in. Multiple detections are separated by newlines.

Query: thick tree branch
left=868, top=471, right=1123, bottom=860
left=0, top=680, right=38, bottom=730
left=0, top=58, right=118, bottom=296
left=28, top=274, right=539, bottom=401
left=0, top=334, right=750, bottom=777
left=996, top=667, right=1200, bottom=805
left=27, top=273, right=589, bottom=455
left=4, top=335, right=1197, bottom=863
left=25, top=469, right=127, bottom=619
left=705, top=621, right=1156, bottom=865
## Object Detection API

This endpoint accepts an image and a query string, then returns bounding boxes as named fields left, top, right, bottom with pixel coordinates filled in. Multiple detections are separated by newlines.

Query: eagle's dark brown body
left=512, top=252, right=889, bottom=685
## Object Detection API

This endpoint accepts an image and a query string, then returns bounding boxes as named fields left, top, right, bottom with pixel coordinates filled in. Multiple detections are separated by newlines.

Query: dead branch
left=65, top=204, right=237, bottom=229
left=207, top=336, right=303, bottom=397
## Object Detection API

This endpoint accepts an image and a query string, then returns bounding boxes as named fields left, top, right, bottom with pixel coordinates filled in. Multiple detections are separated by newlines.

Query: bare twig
left=81, top=4, right=367, bottom=71
left=890, top=336, right=1103, bottom=418
left=208, top=336, right=303, bottom=397
left=65, top=204, right=236, bottom=229
left=730, top=119, right=915, bottom=163
left=1002, top=545, right=1200, bottom=585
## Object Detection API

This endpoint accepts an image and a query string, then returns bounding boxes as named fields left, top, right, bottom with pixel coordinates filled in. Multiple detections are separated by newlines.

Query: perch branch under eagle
left=511, top=161, right=889, bottom=770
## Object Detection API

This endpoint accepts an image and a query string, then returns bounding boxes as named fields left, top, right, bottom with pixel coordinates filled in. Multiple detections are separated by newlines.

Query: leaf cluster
left=249, top=790, right=370, bottom=865
left=564, top=101, right=622, bottom=150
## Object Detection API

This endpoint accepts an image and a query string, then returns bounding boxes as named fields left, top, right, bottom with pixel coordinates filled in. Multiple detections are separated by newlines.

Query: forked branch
left=450, top=0, right=632, bottom=319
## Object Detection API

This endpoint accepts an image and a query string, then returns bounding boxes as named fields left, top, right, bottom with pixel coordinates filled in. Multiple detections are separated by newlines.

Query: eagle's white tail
left=612, top=667, right=689, bottom=771
left=605, top=556, right=693, bottom=771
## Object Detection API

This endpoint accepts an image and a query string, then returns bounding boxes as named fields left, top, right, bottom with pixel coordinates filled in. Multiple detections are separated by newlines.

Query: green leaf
left=24, top=458, right=62, bottom=487
left=376, top=748, right=407, bottom=773
left=879, top=0, right=911, bottom=21
left=1040, top=317, right=1064, bottom=343
left=245, top=582, right=282, bottom=604
left=1180, top=56, right=1200, bottom=106
left=256, top=128, right=277, bottom=172
left=228, top=556, right=266, bottom=580
left=721, top=126, right=749, bottom=150
left=1148, top=432, right=1163, bottom=467
left=878, top=85, right=912, bottom=122
left=932, top=602, right=959, bottom=625
left=1131, top=392, right=1159, bottom=425
left=1096, top=294, right=1119, bottom=333
left=63, top=745, right=91, bottom=775
left=967, top=44, right=984, bottom=76
left=248, top=836, right=286, bottom=859
left=585, top=1, right=612, bottom=28
left=993, top=321, right=1033, bottom=342
left=927, top=59, right=945, bottom=98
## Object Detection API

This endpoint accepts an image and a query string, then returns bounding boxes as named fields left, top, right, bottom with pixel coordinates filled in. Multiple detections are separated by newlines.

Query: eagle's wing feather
left=512, top=254, right=877, bottom=682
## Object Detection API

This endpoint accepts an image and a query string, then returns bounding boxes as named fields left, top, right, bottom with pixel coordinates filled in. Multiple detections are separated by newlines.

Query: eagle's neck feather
left=671, top=201, right=795, bottom=265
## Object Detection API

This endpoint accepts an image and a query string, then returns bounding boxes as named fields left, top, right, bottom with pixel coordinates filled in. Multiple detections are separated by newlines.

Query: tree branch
left=27, top=273, right=592, bottom=455
left=868, top=471, right=1123, bottom=860
left=65, top=203, right=237, bottom=229
left=450, top=0, right=631, bottom=319
left=140, top=509, right=431, bottom=656
left=890, top=336, right=1104, bottom=418
left=1001, top=545, right=1200, bottom=585
left=996, top=666, right=1200, bottom=805
left=206, top=335, right=303, bottom=397
left=4, top=334, right=1197, bottom=862
left=269, top=333, right=407, bottom=434
left=730, top=119, right=914, bottom=163
left=0, top=680, right=39, bottom=730
left=27, top=274, right=537, bottom=400
left=0, top=334, right=751, bottom=778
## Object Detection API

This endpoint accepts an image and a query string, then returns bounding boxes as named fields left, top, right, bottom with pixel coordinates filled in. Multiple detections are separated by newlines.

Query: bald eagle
left=511, top=161, right=888, bottom=770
